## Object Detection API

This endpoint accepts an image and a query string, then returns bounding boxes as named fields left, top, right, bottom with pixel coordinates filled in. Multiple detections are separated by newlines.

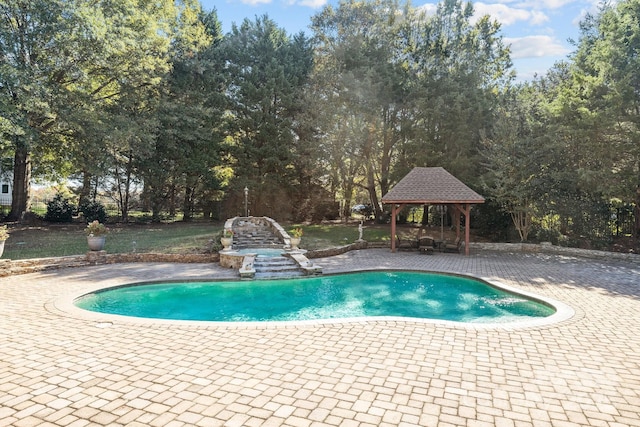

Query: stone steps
left=252, top=256, right=305, bottom=279
left=254, top=270, right=305, bottom=280
left=233, top=227, right=282, bottom=249
left=228, top=216, right=321, bottom=279
left=233, top=239, right=281, bottom=248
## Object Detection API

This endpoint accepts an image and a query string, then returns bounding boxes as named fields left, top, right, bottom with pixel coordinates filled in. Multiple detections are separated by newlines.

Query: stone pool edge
left=52, top=270, right=575, bottom=331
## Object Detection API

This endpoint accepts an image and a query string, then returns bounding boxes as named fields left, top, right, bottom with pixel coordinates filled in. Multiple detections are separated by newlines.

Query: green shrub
left=472, top=200, right=511, bottom=242
left=79, top=200, right=107, bottom=223
left=44, top=194, right=75, bottom=223
left=533, top=226, right=562, bottom=245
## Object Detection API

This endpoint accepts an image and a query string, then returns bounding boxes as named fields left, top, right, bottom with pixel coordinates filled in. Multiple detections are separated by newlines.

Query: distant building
left=0, top=162, right=11, bottom=208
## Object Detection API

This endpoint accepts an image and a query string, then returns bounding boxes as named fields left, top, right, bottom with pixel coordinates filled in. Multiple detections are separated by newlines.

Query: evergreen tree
left=220, top=16, right=313, bottom=219
left=569, top=0, right=640, bottom=237
left=142, top=6, right=226, bottom=222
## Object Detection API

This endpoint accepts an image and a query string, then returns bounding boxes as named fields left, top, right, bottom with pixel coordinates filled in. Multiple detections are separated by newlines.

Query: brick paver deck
left=1, top=249, right=639, bottom=426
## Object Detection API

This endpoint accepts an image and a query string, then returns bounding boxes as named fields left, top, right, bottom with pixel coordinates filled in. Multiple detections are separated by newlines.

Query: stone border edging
left=469, top=242, right=638, bottom=262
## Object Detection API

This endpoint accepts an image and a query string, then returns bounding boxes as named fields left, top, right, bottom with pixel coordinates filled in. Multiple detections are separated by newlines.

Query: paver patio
left=1, top=249, right=639, bottom=427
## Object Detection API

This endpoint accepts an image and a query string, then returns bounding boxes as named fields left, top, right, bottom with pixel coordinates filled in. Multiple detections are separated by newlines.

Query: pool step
left=254, top=271, right=306, bottom=280
left=253, top=256, right=305, bottom=279
left=234, top=242, right=283, bottom=250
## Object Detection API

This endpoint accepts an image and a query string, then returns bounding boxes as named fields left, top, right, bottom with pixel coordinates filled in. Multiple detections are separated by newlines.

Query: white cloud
left=473, top=3, right=549, bottom=26
left=515, top=0, right=576, bottom=10
left=505, top=35, right=571, bottom=58
left=284, top=0, right=327, bottom=7
left=418, top=2, right=549, bottom=27
left=572, top=0, right=604, bottom=27
left=297, top=0, right=328, bottom=7
left=239, top=0, right=272, bottom=5
left=416, top=3, right=438, bottom=16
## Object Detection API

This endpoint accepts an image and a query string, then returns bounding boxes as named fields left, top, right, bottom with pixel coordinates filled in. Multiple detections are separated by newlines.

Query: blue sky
left=201, top=0, right=599, bottom=82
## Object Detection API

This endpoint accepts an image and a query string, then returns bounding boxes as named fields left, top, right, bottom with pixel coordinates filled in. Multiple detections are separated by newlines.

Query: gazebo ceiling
left=381, top=167, right=485, bottom=205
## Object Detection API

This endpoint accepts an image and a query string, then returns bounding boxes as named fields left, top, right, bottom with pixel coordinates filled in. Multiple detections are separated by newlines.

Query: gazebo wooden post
left=452, top=203, right=473, bottom=255
left=390, top=203, right=407, bottom=252
left=391, top=204, right=399, bottom=252
left=465, top=205, right=471, bottom=255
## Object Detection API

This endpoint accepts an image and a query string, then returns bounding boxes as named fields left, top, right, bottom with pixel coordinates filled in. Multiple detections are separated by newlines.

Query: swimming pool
left=74, top=271, right=556, bottom=323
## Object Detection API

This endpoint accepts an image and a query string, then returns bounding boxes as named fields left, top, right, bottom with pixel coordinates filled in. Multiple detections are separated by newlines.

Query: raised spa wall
left=219, top=216, right=291, bottom=269
left=218, top=216, right=323, bottom=278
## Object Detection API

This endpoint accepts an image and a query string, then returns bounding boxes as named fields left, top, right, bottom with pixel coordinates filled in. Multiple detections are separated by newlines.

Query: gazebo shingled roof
left=382, top=167, right=484, bottom=204
left=381, top=167, right=485, bottom=255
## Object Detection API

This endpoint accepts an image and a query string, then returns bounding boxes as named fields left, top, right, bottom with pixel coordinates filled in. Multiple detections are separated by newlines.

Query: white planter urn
left=220, top=237, right=233, bottom=251
left=290, top=237, right=301, bottom=250
left=87, top=236, right=106, bottom=251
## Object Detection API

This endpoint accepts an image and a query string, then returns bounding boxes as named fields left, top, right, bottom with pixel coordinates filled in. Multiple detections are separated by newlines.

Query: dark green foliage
left=311, top=0, right=513, bottom=221
left=220, top=16, right=314, bottom=219
left=44, top=194, right=74, bottom=223
left=291, top=186, right=339, bottom=222
left=483, top=0, right=639, bottom=247
left=472, top=200, right=512, bottom=242
left=141, top=8, right=226, bottom=223
left=0, top=0, right=181, bottom=220
left=532, top=226, right=563, bottom=246
left=0, top=0, right=637, bottom=251
left=79, top=200, right=107, bottom=223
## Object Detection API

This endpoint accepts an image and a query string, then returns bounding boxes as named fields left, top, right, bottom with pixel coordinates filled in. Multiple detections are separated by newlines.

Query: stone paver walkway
left=1, top=249, right=639, bottom=427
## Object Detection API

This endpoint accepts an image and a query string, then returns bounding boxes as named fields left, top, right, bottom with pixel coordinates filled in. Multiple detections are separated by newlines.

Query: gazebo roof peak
left=381, top=167, right=484, bottom=204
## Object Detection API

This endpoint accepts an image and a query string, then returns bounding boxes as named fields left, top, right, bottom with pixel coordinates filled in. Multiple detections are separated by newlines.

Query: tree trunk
left=182, top=185, right=195, bottom=221
left=169, top=181, right=177, bottom=217
left=8, top=143, right=31, bottom=221
left=114, top=153, right=132, bottom=223
left=511, top=210, right=532, bottom=242
left=422, top=204, right=429, bottom=226
left=366, top=164, right=382, bottom=220
left=341, top=178, right=354, bottom=219
left=78, top=170, right=92, bottom=208
left=635, top=184, right=640, bottom=239
left=150, top=182, right=163, bottom=222
left=342, top=196, right=352, bottom=220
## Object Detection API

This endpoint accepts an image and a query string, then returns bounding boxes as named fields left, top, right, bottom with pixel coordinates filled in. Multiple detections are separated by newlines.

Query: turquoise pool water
left=75, top=271, right=555, bottom=323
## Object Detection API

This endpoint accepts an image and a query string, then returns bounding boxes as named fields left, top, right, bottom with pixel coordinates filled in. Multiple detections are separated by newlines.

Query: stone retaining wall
left=0, top=240, right=636, bottom=277
left=0, top=252, right=220, bottom=277
left=218, top=251, right=244, bottom=269
left=469, top=242, right=638, bottom=262
left=306, top=241, right=389, bottom=258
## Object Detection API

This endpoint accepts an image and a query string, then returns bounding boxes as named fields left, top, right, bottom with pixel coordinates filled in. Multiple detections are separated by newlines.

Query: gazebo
left=381, top=167, right=485, bottom=255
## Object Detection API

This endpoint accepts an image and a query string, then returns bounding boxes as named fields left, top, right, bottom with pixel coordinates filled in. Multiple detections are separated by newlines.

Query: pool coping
left=53, top=270, right=575, bottom=331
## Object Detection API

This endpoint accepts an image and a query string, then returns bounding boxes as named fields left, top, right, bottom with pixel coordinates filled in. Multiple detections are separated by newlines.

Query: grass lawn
left=290, top=223, right=391, bottom=250
left=1, top=220, right=396, bottom=260
left=3, top=222, right=219, bottom=260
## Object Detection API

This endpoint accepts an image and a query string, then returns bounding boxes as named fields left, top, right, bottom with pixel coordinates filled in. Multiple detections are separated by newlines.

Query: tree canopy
left=0, top=0, right=637, bottom=249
